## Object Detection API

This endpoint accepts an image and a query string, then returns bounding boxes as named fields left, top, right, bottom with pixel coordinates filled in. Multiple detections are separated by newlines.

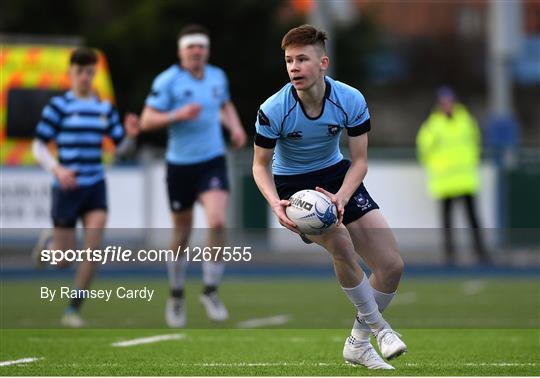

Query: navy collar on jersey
left=291, top=78, right=332, bottom=120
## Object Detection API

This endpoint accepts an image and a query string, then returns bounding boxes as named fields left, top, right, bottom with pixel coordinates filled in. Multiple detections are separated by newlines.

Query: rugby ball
left=286, top=189, right=338, bottom=235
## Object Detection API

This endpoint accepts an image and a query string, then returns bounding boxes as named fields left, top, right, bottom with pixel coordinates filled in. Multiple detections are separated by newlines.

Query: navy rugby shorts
left=274, top=159, right=379, bottom=225
left=166, top=155, right=229, bottom=212
left=51, top=179, right=107, bottom=228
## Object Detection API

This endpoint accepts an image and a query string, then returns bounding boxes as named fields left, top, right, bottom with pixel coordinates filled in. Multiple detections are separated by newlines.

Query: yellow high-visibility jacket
left=416, top=103, right=481, bottom=199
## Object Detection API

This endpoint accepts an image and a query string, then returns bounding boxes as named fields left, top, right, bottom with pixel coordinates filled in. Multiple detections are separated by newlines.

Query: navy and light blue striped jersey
left=35, top=91, right=125, bottom=187
left=254, top=76, right=371, bottom=175
left=145, top=64, right=230, bottom=165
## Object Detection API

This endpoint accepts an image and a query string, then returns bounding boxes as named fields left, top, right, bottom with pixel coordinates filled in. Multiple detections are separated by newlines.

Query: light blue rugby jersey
left=35, top=91, right=125, bottom=187
left=254, top=76, right=371, bottom=175
left=145, top=64, right=230, bottom=165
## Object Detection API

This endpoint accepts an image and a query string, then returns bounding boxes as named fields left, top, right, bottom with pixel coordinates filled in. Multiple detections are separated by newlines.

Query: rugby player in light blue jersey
left=140, top=24, right=246, bottom=327
left=32, top=47, right=140, bottom=327
left=252, top=25, right=407, bottom=369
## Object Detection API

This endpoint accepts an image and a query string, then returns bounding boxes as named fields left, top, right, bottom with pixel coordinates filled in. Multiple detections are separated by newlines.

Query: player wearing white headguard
left=140, top=24, right=246, bottom=327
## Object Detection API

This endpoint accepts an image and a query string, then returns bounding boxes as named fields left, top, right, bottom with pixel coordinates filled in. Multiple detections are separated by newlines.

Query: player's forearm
left=114, top=136, right=137, bottom=160
left=140, top=109, right=174, bottom=131
left=252, top=163, right=281, bottom=207
left=221, top=102, right=243, bottom=133
left=337, top=160, right=368, bottom=202
left=32, top=139, right=58, bottom=173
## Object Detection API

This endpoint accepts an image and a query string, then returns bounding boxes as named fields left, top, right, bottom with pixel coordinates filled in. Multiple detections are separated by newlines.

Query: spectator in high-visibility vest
left=416, top=86, right=490, bottom=265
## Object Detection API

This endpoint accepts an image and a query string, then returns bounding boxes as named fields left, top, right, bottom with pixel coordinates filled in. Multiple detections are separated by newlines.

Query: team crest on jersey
left=286, top=131, right=303, bottom=140
left=257, top=109, right=270, bottom=126
left=212, top=86, right=223, bottom=98
left=327, top=124, right=341, bottom=136
left=209, top=177, right=221, bottom=189
left=353, top=193, right=372, bottom=211
left=173, top=89, right=193, bottom=102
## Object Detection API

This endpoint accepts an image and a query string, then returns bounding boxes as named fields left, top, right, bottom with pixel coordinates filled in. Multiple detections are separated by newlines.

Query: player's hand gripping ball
left=286, top=189, right=338, bottom=235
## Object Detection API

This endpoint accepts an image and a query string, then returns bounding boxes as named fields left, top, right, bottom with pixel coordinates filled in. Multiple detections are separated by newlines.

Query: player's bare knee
left=79, top=258, right=98, bottom=271
left=391, top=257, right=404, bottom=280
left=377, top=257, right=404, bottom=284
left=326, top=244, right=357, bottom=264
left=325, top=229, right=352, bottom=249
left=207, top=217, right=226, bottom=229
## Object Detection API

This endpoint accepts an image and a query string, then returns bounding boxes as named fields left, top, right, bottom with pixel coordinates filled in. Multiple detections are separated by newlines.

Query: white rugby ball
left=286, top=189, right=338, bottom=235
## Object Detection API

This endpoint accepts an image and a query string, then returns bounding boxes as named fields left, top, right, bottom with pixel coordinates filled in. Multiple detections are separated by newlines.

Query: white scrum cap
left=178, top=33, right=210, bottom=49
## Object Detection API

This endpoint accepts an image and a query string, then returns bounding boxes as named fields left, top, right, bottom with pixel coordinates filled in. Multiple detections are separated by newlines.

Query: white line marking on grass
left=236, top=315, right=291, bottom=328
left=463, top=279, right=487, bottom=295
left=464, top=362, right=537, bottom=367
left=168, top=361, right=538, bottom=368
left=391, top=291, right=417, bottom=305
left=184, top=362, right=341, bottom=367
left=111, top=333, right=185, bottom=347
left=402, top=362, right=536, bottom=367
left=288, top=337, right=308, bottom=343
left=0, top=357, right=43, bottom=367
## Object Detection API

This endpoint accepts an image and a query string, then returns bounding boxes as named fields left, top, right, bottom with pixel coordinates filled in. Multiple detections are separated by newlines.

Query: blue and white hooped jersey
left=145, top=64, right=230, bottom=165
left=254, top=76, right=371, bottom=175
left=35, top=91, right=125, bottom=187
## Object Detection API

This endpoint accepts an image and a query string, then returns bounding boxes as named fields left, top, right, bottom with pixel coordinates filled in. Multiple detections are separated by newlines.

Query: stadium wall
left=1, top=159, right=496, bottom=230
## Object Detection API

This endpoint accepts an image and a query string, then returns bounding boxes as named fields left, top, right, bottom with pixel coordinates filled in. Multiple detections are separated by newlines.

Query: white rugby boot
left=199, top=293, right=229, bottom=321
left=61, top=310, right=85, bottom=328
left=343, top=336, right=394, bottom=369
left=165, top=297, right=186, bottom=328
left=376, top=328, right=407, bottom=360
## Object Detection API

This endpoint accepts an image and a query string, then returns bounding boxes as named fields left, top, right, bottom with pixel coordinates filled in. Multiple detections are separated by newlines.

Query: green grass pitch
left=1, top=277, right=539, bottom=375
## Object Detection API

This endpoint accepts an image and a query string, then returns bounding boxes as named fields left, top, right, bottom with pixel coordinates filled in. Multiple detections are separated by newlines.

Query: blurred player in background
left=252, top=25, right=406, bottom=370
left=140, top=24, right=246, bottom=327
left=417, top=86, right=490, bottom=265
left=32, top=47, right=140, bottom=327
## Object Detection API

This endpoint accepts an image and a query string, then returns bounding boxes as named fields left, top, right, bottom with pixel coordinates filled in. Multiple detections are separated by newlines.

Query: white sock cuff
left=167, top=254, right=189, bottom=290
left=341, top=274, right=378, bottom=311
left=341, top=273, right=369, bottom=293
left=202, top=261, right=225, bottom=286
left=351, top=327, right=370, bottom=340
left=371, top=287, right=396, bottom=312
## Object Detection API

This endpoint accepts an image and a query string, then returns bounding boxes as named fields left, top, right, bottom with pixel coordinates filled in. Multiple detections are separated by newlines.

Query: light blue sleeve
left=254, top=104, right=281, bottom=140
left=221, top=71, right=231, bottom=104
left=106, top=104, right=125, bottom=145
left=345, top=89, right=370, bottom=128
left=145, top=73, right=172, bottom=112
left=253, top=97, right=283, bottom=149
left=35, top=98, right=62, bottom=142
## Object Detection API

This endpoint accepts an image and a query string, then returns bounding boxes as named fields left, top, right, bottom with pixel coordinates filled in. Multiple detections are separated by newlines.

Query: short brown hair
left=70, top=47, right=97, bottom=66
left=281, top=24, right=327, bottom=52
left=178, top=23, right=210, bottom=39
